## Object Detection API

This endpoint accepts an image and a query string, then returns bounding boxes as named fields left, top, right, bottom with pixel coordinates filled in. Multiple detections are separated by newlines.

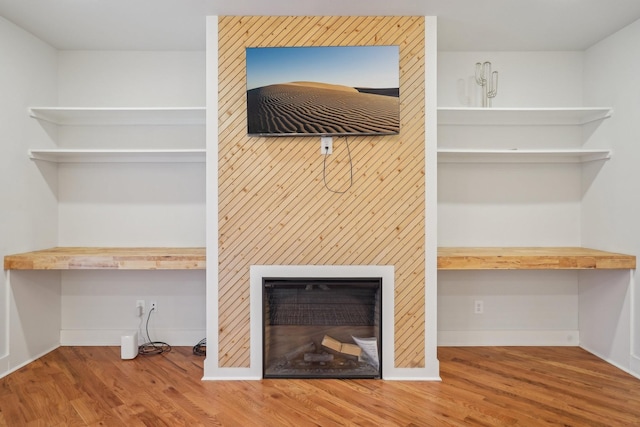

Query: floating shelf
left=29, top=148, right=206, bottom=163
left=437, top=107, right=612, bottom=126
left=437, top=247, right=636, bottom=270
left=29, top=107, right=206, bottom=126
left=4, top=247, right=206, bottom=270
left=437, top=148, right=611, bottom=163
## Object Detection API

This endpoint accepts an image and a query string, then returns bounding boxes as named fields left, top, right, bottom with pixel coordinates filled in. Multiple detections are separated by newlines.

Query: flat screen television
left=246, top=45, right=400, bottom=137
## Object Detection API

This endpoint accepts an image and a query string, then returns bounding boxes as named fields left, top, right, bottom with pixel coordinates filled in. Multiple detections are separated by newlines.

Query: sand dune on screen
left=247, top=82, right=399, bottom=135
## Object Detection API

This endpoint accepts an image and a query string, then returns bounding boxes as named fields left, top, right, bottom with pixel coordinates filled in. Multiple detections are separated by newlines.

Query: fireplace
left=246, top=265, right=396, bottom=380
left=263, top=277, right=382, bottom=379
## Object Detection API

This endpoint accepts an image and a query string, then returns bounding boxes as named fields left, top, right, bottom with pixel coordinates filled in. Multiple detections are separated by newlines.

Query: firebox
left=263, top=277, right=382, bottom=379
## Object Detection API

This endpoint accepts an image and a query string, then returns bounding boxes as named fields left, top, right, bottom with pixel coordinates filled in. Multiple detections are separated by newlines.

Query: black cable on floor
left=138, top=307, right=171, bottom=356
left=193, top=338, right=206, bottom=356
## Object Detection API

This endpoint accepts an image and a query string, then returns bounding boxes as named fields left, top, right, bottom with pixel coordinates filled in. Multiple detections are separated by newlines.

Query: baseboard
left=630, top=354, right=640, bottom=379
left=0, top=353, right=8, bottom=379
left=60, top=329, right=206, bottom=347
left=201, top=366, right=442, bottom=381
left=438, top=330, right=580, bottom=347
left=201, top=357, right=442, bottom=381
left=580, top=345, right=640, bottom=381
left=201, top=367, right=262, bottom=381
left=0, top=345, right=59, bottom=380
left=383, top=366, right=441, bottom=381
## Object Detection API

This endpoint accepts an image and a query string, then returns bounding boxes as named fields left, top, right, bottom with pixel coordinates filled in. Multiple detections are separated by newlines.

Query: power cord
left=323, top=136, right=353, bottom=194
left=193, top=338, right=206, bottom=356
left=138, top=306, right=172, bottom=356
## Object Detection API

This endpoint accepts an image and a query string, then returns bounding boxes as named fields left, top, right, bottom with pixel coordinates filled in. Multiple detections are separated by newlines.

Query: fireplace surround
left=206, top=15, right=440, bottom=382
left=250, top=265, right=395, bottom=379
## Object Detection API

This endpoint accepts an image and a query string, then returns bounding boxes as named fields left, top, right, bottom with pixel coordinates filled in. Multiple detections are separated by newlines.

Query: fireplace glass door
left=263, top=277, right=382, bottom=379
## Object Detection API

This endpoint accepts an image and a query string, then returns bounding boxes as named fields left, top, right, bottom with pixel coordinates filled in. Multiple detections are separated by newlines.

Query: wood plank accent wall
left=217, top=16, right=426, bottom=369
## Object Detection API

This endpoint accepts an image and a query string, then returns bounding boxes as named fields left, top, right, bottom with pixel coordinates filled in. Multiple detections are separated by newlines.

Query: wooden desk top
left=4, top=246, right=634, bottom=271
left=4, top=247, right=205, bottom=270
left=437, top=247, right=636, bottom=270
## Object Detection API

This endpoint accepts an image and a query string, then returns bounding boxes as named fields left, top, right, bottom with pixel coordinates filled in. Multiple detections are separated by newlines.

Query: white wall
left=582, top=18, right=640, bottom=376
left=56, top=51, right=207, bottom=345
left=438, top=51, right=585, bottom=248
left=0, top=16, right=60, bottom=378
left=437, top=51, right=585, bottom=345
left=438, top=51, right=583, bottom=108
left=58, top=51, right=205, bottom=107
left=439, top=270, right=580, bottom=345
left=60, top=270, right=206, bottom=346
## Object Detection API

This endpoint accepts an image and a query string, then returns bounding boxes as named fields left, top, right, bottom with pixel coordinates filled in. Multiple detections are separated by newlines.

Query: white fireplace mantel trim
left=251, top=265, right=395, bottom=379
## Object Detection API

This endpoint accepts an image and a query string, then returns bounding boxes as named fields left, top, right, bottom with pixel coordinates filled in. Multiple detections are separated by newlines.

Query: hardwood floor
left=1, top=346, right=640, bottom=426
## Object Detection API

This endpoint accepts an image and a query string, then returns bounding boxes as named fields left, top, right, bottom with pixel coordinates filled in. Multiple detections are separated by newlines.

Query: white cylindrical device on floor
left=121, top=331, right=138, bottom=359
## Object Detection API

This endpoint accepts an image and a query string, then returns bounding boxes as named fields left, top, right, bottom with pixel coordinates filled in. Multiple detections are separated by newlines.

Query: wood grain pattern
left=6, top=246, right=632, bottom=271
left=1, top=346, right=640, bottom=426
left=3, top=247, right=205, bottom=270
left=217, top=16, right=426, bottom=369
left=438, top=247, right=636, bottom=270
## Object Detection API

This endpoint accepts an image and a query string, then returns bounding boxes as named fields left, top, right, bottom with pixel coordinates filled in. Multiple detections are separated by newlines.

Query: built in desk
left=4, top=247, right=206, bottom=270
left=437, top=247, right=636, bottom=270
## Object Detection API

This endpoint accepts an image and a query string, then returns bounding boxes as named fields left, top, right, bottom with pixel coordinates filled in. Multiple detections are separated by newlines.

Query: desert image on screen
left=246, top=46, right=400, bottom=136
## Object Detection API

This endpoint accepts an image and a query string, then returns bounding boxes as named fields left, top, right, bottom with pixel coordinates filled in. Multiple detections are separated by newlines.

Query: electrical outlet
left=136, top=300, right=145, bottom=317
left=150, top=301, right=158, bottom=313
left=474, top=300, right=484, bottom=314
left=321, top=136, right=333, bottom=155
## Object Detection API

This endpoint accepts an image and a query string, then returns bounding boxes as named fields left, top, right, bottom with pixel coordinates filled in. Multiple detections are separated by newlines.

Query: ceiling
left=1, top=0, right=640, bottom=51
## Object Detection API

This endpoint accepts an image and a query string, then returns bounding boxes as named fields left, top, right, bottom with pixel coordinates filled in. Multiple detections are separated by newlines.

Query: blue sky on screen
left=246, top=45, right=399, bottom=90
